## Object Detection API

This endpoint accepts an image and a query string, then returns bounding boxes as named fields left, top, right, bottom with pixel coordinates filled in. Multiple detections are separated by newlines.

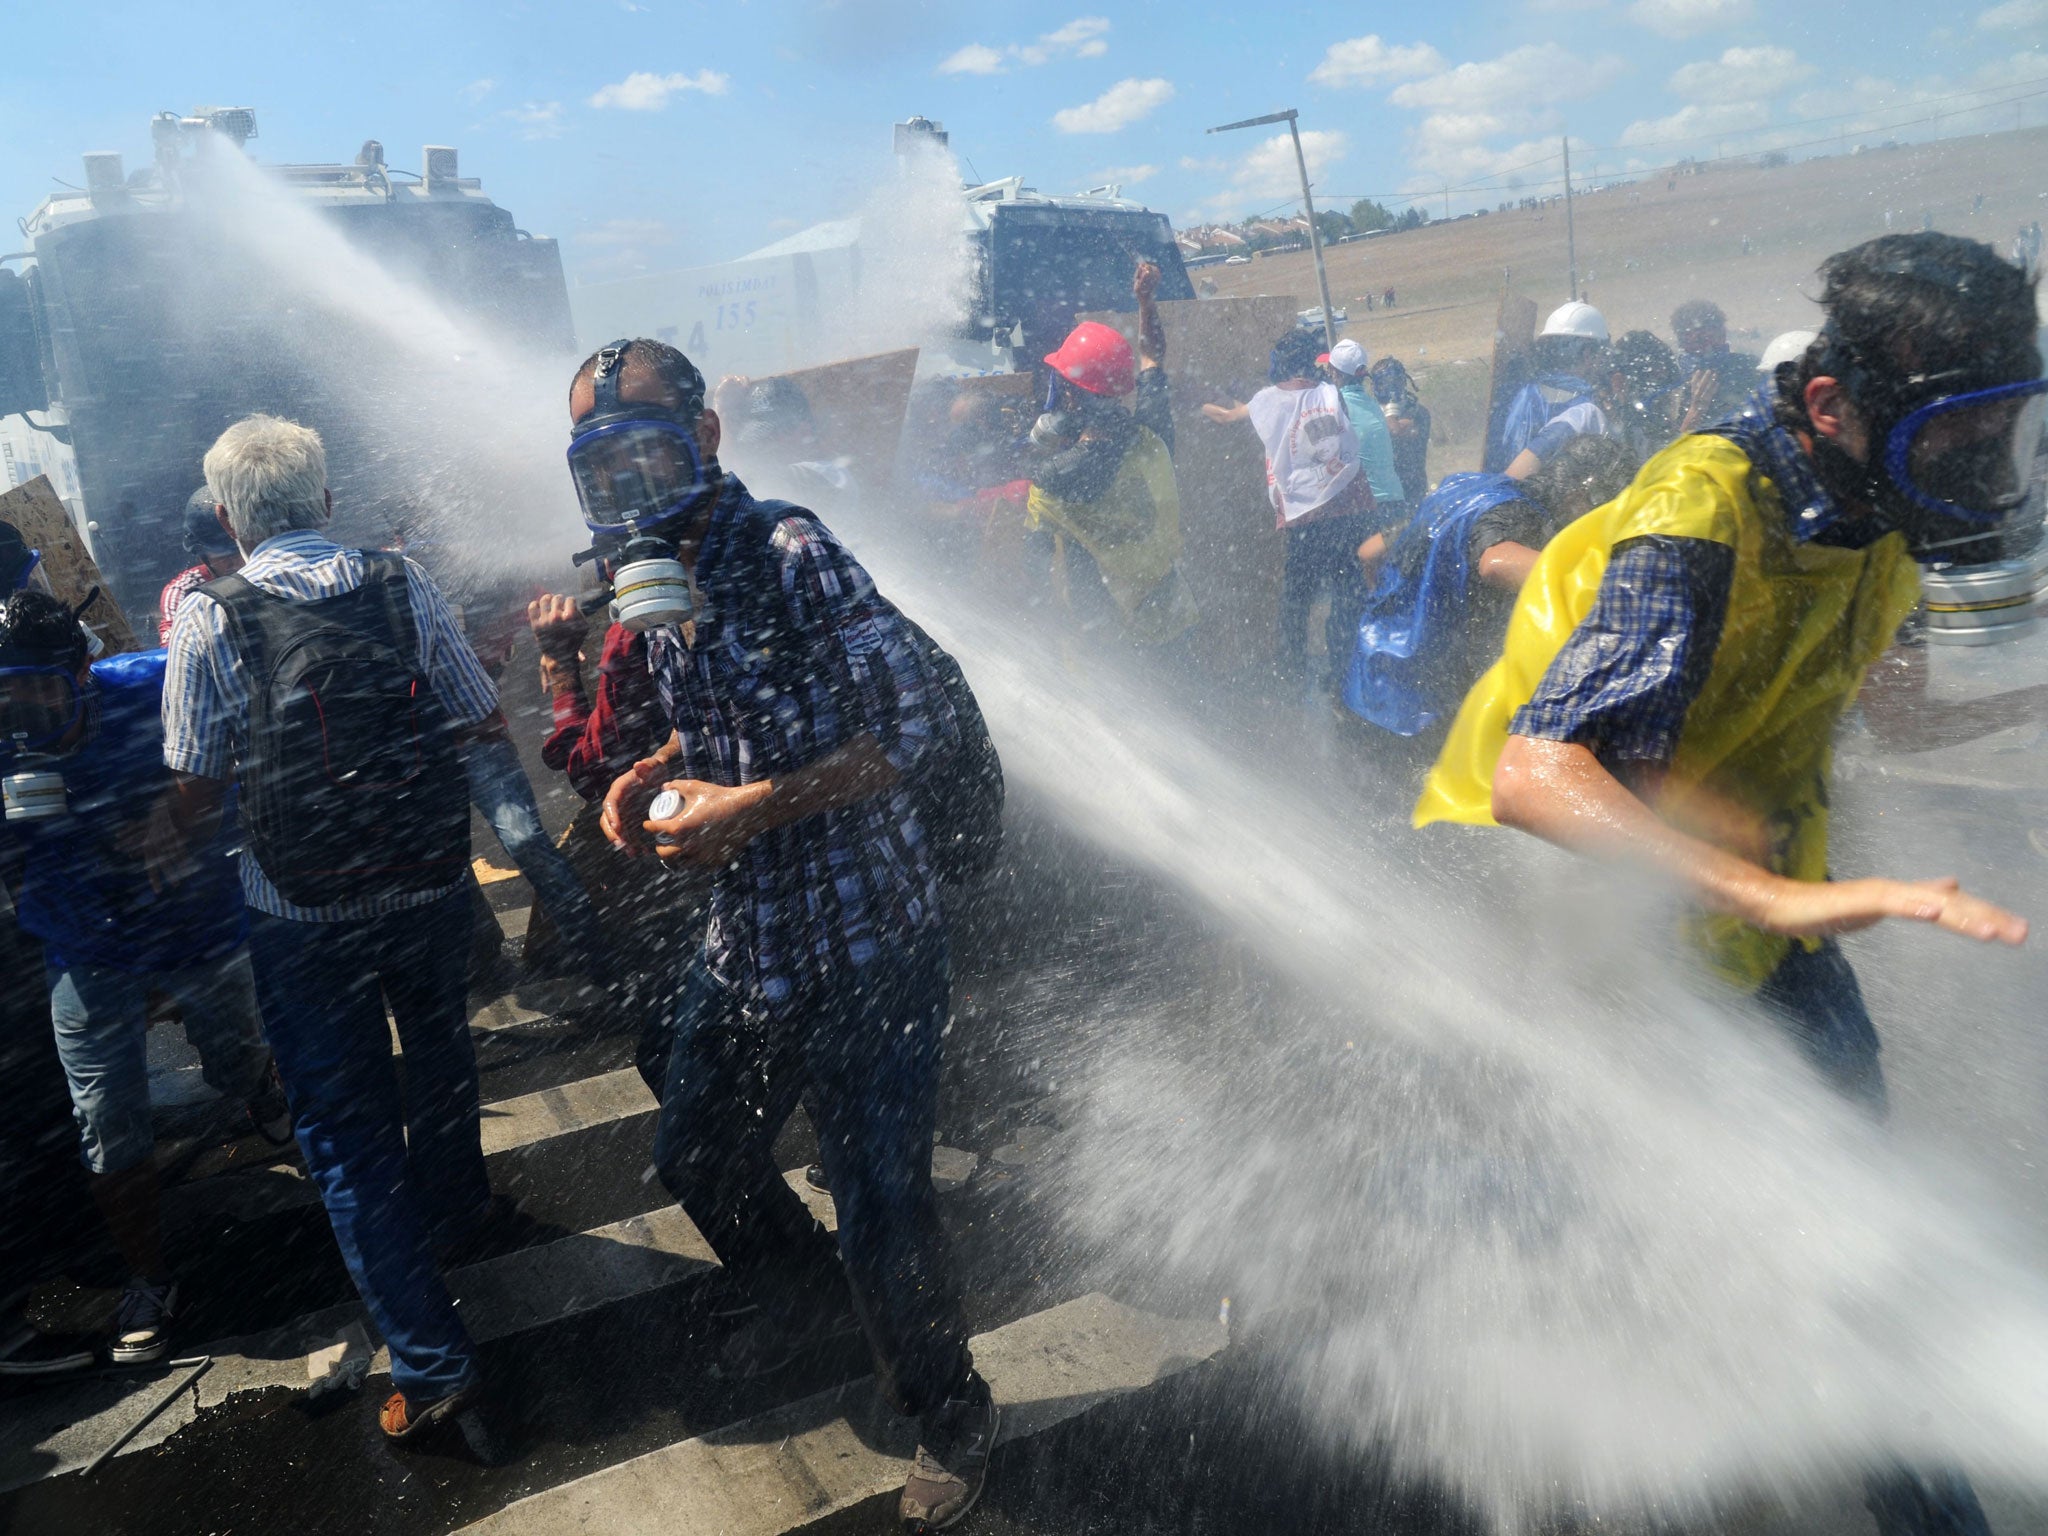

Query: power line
left=1304, top=77, right=2048, bottom=218
left=1586, top=73, right=2048, bottom=154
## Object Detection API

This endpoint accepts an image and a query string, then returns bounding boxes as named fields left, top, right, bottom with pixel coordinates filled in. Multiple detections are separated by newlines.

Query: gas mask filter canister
left=607, top=534, right=696, bottom=633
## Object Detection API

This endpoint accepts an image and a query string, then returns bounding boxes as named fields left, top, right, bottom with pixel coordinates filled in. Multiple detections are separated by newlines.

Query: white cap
left=1540, top=301, right=1609, bottom=343
left=1758, top=329, right=1817, bottom=374
left=1327, top=338, right=1368, bottom=376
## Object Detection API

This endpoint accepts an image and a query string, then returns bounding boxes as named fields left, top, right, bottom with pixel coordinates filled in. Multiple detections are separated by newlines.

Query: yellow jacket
left=1414, top=433, right=1921, bottom=989
left=1027, top=426, right=1200, bottom=647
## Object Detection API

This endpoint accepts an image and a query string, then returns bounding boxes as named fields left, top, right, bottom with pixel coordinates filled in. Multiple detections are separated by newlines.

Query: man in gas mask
left=570, top=339, right=995, bottom=1534
left=1415, top=232, right=2042, bottom=1536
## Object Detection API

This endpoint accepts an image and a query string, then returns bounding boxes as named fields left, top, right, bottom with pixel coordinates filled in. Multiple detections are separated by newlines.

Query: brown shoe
left=378, top=1379, right=480, bottom=1443
left=900, top=1373, right=998, bottom=1533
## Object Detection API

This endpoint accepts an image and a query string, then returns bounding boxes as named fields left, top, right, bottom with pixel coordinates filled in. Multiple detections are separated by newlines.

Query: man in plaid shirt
left=576, top=339, right=991, bottom=1534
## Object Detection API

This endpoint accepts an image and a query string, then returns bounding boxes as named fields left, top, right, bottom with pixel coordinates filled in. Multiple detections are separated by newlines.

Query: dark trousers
left=246, top=888, right=487, bottom=1400
left=1279, top=513, right=1373, bottom=689
left=1755, top=940, right=1990, bottom=1536
left=0, top=920, right=89, bottom=1301
left=651, top=931, right=970, bottom=1418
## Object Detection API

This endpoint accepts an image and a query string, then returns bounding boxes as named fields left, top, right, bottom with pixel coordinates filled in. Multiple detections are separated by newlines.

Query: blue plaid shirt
left=161, top=529, right=498, bottom=922
left=1509, top=391, right=1818, bottom=767
left=645, top=479, right=953, bottom=1016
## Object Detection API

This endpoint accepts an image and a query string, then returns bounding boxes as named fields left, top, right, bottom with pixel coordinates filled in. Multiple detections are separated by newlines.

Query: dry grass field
left=1198, top=125, right=2048, bottom=473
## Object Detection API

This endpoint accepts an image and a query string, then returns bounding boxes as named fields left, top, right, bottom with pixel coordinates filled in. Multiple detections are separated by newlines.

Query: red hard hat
left=1044, top=321, right=1136, bottom=397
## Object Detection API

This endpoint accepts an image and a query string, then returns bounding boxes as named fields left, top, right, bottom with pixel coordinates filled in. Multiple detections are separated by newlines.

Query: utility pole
left=1210, top=109, right=1338, bottom=350
left=1562, top=133, right=1580, bottom=302
left=1443, top=184, right=1451, bottom=221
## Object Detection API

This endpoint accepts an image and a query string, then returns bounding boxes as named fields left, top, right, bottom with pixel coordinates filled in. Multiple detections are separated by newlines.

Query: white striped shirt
left=162, top=529, right=497, bottom=923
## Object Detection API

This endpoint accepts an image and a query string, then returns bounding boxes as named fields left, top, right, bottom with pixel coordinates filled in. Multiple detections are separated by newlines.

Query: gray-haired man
left=158, top=414, right=499, bottom=1443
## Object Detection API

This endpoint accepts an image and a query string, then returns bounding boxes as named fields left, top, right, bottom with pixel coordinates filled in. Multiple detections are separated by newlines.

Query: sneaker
left=378, top=1378, right=481, bottom=1443
left=246, top=1067, right=294, bottom=1147
left=0, top=1318, right=96, bottom=1379
left=900, top=1372, right=999, bottom=1533
left=710, top=1304, right=861, bottom=1380
left=107, top=1277, right=179, bottom=1367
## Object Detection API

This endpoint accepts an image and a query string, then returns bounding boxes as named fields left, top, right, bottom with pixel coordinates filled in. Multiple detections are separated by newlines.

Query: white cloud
left=1980, top=0, right=2048, bottom=28
left=938, top=44, right=1005, bottom=75
left=936, top=16, right=1111, bottom=75
left=1619, top=98, right=1772, bottom=146
left=1198, top=128, right=1349, bottom=215
left=1390, top=44, right=1626, bottom=114
left=1308, top=35, right=1445, bottom=89
left=1089, top=163, right=1159, bottom=186
left=1788, top=51, right=2048, bottom=139
left=1052, top=77, right=1175, bottom=134
left=503, top=101, right=565, bottom=140
left=1669, top=45, right=1814, bottom=100
left=1020, top=17, right=1111, bottom=63
left=460, top=78, right=496, bottom=103
left=588, top=69, right=730, bottom=111
left=1627, top=0, right=1755, bottom=38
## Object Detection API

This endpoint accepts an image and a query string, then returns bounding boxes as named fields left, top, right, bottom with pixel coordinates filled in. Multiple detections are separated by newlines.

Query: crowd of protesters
left=0, top=230, right=2044, bottom=1536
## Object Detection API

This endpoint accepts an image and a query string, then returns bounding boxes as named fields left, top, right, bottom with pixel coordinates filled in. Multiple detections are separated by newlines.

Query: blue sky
left=3, top=0, right=2045, bottom=285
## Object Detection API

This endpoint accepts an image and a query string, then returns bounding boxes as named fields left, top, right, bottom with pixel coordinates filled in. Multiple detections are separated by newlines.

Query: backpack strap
left=359, top=550, right=422, bottom=668
left=197, top=570, right=268, bottom=687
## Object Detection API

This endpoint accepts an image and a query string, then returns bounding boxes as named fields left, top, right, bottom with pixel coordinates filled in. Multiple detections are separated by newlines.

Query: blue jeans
left=49, top=948, right=272, bottom=1174
left=463, top=734, right=605, bottom=970
left=1756, top=941, right=1990, bottom=1536
left=245, top=889, right=486, bottom=1400
left=652, top=931, right=971, bottom=1418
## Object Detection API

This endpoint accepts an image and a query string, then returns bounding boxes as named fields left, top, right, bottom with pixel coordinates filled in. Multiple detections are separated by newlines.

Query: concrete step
left=458, top=1293, right=1226, bottom=1536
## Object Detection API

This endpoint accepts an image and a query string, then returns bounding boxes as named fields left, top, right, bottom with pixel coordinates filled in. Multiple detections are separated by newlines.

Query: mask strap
left=592, top=339, right=633, bottom=418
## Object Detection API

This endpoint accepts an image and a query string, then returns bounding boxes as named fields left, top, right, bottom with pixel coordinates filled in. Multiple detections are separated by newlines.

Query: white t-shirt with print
left=1248, top=382, right=1362, bottom=524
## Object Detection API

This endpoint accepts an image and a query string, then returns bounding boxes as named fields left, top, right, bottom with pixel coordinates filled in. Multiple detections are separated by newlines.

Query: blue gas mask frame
left=566, top=340, right=715, bottom=545
left=1879, top=375, right=2048, bottom=531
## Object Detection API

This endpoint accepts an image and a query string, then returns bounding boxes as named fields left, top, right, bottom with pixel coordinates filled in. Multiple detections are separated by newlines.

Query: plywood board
left=1078, top=295, right=1303, bottom=682
left=717, top=347, right=920, bottom=496
left=0, top=474, right=142, bottom=655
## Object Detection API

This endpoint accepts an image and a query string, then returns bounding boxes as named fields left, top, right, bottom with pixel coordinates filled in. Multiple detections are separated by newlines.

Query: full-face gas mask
left=1798, top=329, right=2048, bottom=561
left=0, top=667, right=84, bottom=823
left=566, top=341, right=715, bottom=632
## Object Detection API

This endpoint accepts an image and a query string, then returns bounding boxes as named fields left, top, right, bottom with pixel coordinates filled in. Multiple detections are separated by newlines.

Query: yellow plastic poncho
left=1414, top=434, right=1921, bottom=989
left=1026, top=426, right=1200, bottom=647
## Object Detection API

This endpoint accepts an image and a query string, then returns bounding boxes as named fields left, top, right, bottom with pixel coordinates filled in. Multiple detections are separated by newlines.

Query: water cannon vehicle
left=570, top=117, right=1196, bottom=382
left=0, top=108, right=574, bottom=618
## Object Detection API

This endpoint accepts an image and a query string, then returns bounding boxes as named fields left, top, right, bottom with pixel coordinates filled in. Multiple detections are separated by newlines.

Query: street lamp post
left=1209, top=109, right=1337, bottom=351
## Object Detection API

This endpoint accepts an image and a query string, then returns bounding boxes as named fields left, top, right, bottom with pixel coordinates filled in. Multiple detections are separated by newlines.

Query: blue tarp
left=1342, top=472, right=1530, bottom=737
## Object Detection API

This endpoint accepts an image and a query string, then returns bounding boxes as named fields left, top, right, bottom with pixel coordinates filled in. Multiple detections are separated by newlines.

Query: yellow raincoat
left=1026, top=427, right=1200, bottom=647
left=1414, top=433, right=1921, bottom=989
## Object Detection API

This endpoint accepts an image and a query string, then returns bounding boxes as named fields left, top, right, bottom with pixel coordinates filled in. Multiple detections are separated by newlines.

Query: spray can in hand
left=646, top=787, right=687, bottom=854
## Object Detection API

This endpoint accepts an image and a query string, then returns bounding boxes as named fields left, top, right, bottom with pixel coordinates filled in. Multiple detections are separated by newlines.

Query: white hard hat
left=1757, top=329, right=1817, bottom=374
left=1327, top=338, right=1368, bottom=376
left=1540, top=301, right=1609, bottom=343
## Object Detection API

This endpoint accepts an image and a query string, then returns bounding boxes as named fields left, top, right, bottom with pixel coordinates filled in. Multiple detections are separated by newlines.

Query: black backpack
left=889, top=608, right=1005, bottom=885
left=203, top=552, right=472, bottom=907
left=721, top=501, right=1004, bottom=885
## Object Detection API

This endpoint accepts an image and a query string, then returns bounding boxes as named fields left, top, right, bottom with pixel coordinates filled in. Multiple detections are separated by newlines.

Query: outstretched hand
left=1133, top=259, right=1160, bottom=304
left=1748, top=874, right=2028, bottom=945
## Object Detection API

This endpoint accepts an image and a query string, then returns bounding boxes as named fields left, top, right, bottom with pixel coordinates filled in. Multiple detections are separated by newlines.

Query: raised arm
left=1134, top=260, right=1166, bottom=372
